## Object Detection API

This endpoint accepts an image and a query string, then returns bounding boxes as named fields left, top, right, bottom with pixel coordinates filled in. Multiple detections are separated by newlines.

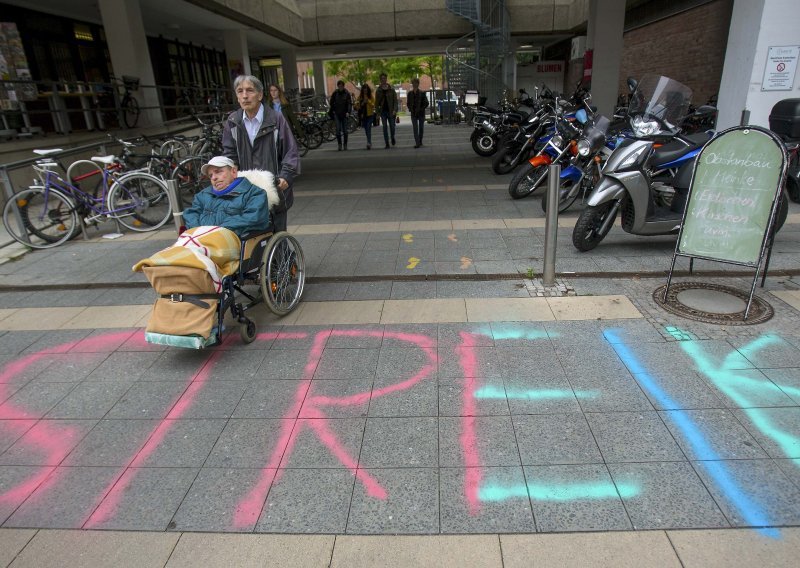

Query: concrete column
left=717, top=0, right=800, bottom=130
left=586, top=0, right=625, bottom=117
left=223, top=29, right=252, bottom=83
left=97, top=0, right=160, bottom=124
left=312, top=59, right=326, bottom=97
left=281, top=50, right=300, bottom=94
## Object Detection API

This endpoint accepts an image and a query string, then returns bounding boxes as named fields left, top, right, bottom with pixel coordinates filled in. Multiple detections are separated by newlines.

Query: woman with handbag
left=355, top=83, right=376, bottom=150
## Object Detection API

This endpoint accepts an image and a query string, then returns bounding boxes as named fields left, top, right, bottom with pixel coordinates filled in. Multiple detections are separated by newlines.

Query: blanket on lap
left=132, top=226, right=241, bottom=292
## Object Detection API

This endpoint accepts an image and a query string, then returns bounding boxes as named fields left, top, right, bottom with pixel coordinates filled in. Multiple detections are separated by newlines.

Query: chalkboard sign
left=678, top=127, right=785, bottom=265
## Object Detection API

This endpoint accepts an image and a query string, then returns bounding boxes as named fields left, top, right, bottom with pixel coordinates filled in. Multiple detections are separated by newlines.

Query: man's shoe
left=337, top=143, right=342, bottom=151
left=367, top=143, right=371, bottom=150
left=385, top=143, right=390, bottom=149
left=391, top=137, right=396, bottom=146
left=414, top=144, right=420, bottom=148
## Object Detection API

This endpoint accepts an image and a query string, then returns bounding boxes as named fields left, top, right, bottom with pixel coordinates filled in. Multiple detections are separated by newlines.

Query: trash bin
left=437, top=100, right=457, bottom=121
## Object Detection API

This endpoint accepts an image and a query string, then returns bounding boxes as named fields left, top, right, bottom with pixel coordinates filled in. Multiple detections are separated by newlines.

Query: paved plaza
left=0, top=124, right=800, bottom=565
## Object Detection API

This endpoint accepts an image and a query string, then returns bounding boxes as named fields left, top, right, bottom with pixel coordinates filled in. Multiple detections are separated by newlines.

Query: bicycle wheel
left=170, top=156, right=207, bottom=207
left=108, top=172, right=171, bottom=232
left=122, top=96, right=140, bottom=128
left=66, top=159, right=106, bottom=199
left=305, top=124, right=324, bottom=149
left=3, top=187, right=79, bottom=248
left=259, top=232, right=305, bottom=315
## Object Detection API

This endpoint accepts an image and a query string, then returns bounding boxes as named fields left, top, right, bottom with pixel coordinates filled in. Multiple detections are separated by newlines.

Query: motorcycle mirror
left=627, top=77, right=638, bottom=92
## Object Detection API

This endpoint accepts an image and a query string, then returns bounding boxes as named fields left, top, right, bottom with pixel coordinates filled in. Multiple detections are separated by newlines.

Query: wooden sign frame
left=664, top=125, right=788, bottom=319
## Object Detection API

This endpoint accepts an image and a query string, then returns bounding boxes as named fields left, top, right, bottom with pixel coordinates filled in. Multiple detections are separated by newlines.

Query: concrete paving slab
left=607, top=461, right=729, bottom=529
left=7, top=529, right=179, bottom=568
left=255, top=468, right=355, bottom=533
left=0, top=528, right=35, bottom=566
left=294, top=300, right=384, bottom=325
left=346, top=468, right=439, bottom=534
left=500, top=531, right=681, bottom=568
left=513, top=413, right=603, bottom=465
left=525, top=463, right=632, bottom=532
left=439, top=466, right=535, bottom=533
left=668, top=527, right=800, bottom=567
left=546, top=295, right=642, bottom=320
left=60, top=305, right=151, bottom=329
left=332, top=535, right=501, bottom=568
left=0, top=308, right=86, bottom=331
left=381, top=299, right=466, bottom=324
left=168, top=534, right=334, bottom=567
left=465, top=297, right=554, bottom=322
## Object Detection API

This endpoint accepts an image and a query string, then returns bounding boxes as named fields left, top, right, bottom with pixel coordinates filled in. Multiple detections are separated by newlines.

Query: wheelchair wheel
left=239, top=319, right=257, bottom=343
left=259, top=231, right=305, bottom=315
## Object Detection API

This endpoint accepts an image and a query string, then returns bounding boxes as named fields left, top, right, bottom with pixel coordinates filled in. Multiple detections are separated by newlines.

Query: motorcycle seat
left=650, top=137, right=705, bottom=168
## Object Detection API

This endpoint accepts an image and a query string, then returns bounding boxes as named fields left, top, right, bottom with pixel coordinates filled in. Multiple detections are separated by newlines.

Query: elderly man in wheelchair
left=133, top=156, right=305, bottom=349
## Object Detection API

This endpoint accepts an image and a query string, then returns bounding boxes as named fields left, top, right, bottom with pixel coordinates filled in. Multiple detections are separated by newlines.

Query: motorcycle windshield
left=628, top=74, right=692, bottom=128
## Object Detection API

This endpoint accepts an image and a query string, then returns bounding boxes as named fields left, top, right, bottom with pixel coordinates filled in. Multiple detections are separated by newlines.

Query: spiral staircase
left=444, top=0, right=512, bottom=108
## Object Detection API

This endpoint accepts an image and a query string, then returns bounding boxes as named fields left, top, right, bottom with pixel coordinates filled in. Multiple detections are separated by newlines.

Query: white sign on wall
left=761, top=45, right=799, bottom=91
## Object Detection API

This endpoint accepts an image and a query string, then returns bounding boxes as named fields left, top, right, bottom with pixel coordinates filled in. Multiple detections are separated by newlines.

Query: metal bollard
left=542, top=164, right=560, bottom=287
left=0, top=167, right=31, bottom=244
left=164, top=179, right=184, bottom=234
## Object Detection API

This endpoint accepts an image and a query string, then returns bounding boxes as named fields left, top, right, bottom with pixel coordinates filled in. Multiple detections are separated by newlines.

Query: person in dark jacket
left=182, top=156, right=269, bottom=238
left=375, top=73, right=398, bottom=148
left=407, top=78, right=429, bottom=148
left=329, top=80, right=353, bottom=151
left=222, top=75, right=300, bottom=232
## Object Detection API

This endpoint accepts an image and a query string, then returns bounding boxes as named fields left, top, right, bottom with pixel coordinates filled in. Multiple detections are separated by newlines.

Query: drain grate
left=653, top=282, right=774, bottom=325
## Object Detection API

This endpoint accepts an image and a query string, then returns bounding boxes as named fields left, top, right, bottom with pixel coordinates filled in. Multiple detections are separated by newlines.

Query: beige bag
left=143, top=266, right=219, bottom=339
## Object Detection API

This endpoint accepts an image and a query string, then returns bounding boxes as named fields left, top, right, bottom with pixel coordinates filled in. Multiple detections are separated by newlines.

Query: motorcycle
left=506, top=104, right=587, bottom=199
left=571, top=74, right=787, bottom=252
left=540, top=114, right=615, bottom=213
left=469, top=88, right=541, bottom=157
left=493, top=85, right=589, bottom=175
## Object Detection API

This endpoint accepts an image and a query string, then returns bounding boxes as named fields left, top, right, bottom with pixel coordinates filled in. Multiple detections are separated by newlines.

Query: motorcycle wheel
left=572, top=202, right=617, bottom=251
left=541, top=178, right=580, bottom=213
left=471, top=129, right=497, bottom=157
left=492, top=144, right=521, bottom=175
left=508, top=163, right=548, bottom=200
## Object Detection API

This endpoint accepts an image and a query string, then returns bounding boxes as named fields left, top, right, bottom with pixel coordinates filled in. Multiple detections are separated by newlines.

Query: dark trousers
left=361, top=116, right=373, bottom=145
left=271, top=209, right=288, bottom=232
left=411, top=114, right=424, bottom=145
left=381, top=110, right=396, bottom=145
left=334, top=115, right=348, bottom=145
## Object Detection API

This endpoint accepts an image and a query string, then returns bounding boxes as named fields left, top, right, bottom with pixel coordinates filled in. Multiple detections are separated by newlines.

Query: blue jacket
left=182, top=178, right=270, bottom=238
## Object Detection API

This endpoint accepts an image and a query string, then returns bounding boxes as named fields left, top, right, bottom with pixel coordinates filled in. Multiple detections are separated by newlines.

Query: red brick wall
left=620, top=0, right=733, bottom=105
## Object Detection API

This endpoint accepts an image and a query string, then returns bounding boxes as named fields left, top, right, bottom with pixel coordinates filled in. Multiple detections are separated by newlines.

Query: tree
left=324, top=59, right=386, bottom=90
left=324, top=56, right=444, bottom=90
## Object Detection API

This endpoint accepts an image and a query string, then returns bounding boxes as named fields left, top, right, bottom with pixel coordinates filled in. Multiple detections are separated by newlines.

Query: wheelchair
left=143, top=228, right=305, bottom=349
left=220, top=229, right=305, bottom=344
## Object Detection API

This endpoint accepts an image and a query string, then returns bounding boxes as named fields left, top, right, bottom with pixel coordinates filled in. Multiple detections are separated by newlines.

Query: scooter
left=572, top=74, right=786, bottom=251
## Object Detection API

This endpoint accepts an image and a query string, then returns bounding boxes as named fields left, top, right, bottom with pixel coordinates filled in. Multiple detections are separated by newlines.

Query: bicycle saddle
left=33, top=149, right=64, bottom=156
left=90, top=155, right=117, bottom=164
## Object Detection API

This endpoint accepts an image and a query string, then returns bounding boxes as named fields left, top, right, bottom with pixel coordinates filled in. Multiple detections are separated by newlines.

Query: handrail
left=0, top=114, right=218, bottom=171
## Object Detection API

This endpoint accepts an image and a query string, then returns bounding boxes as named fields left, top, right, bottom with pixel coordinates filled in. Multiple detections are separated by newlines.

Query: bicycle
left=3, top=152, right=171, bottom=249
left=175, top=83, right=202, bottom=118
left=95, top=76, right=140, bottom=129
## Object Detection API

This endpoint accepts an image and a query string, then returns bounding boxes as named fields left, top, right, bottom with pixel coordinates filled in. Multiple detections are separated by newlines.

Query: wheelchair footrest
left=145, top=330, right=218, bottom=350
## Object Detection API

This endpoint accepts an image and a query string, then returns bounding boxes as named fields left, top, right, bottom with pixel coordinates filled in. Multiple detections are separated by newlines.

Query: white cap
left=200, top=156, right=236, bottom=175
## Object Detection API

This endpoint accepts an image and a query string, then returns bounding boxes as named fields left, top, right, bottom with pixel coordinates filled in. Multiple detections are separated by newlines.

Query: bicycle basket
left=122, top=75, right=140, bottom=91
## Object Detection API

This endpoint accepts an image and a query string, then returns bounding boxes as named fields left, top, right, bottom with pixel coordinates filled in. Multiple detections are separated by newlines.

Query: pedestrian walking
left=355, top=84, right=376, bottom=150
left=375, top=73, right=398, bottom=148
left=268, top=83, right=302, bottom=138
left=329, top=80, right=353, bottom=151
left=222, top=74, right=300, bottom=232
left=407, top=78, right=429, bottom=148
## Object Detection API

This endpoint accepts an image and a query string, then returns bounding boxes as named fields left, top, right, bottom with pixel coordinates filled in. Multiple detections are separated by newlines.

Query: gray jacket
left=222, top=103, right=300, bottom=211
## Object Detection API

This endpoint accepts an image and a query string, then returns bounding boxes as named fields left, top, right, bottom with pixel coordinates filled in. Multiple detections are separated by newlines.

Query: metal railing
left=0, top=78, right=237, bottom=139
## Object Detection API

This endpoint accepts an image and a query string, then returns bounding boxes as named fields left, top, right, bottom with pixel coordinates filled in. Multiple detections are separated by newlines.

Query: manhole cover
left=653, top=282, right=773, bottom=325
